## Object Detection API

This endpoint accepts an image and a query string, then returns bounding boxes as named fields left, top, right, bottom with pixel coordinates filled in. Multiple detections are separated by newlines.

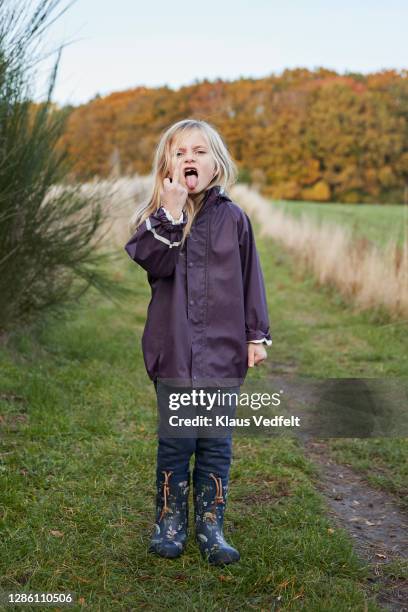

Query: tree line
left=58, top=68, right=408, bottom=203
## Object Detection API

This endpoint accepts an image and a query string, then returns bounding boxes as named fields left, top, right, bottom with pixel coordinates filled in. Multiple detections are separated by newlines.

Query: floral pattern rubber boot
left=194, top=473, right=240, bottom=566
left=148, top=470, right=190, bottom=559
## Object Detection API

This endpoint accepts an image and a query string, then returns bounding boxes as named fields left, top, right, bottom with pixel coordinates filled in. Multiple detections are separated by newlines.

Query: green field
left=0, top=223, right=407, bottom=610
left=271, top=199, right=408, bottom=249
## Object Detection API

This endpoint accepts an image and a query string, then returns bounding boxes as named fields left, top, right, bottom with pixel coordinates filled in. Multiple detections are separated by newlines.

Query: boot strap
left=209, top=473, right=225, bottom=505
left=208, top=473, right=225, bottom=520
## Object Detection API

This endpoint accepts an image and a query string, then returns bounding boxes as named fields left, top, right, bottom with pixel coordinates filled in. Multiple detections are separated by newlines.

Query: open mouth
left=184, top=168, right=198, bottom=178
left=184, top=167, right=198, bottom=190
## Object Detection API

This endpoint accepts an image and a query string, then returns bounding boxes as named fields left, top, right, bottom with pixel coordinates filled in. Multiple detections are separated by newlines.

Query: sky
left=33, top=0, right=407, bottom=107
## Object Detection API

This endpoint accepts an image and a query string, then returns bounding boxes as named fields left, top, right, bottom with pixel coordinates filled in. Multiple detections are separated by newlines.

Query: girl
left=124, top=119, right=272, bottom=566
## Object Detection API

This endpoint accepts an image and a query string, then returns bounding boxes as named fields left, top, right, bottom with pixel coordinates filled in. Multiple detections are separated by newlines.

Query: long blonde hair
left=129, top=119, right=238, bottom=248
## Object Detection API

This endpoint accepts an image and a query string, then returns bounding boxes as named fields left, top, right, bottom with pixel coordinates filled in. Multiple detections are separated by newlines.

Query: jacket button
left=188, top=262, right=194, bottom=267
left=189, top=299, right=194, bottom=306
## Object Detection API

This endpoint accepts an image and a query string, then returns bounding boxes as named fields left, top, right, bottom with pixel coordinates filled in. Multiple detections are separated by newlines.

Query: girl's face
left=168, top=129, right=217, bottom=194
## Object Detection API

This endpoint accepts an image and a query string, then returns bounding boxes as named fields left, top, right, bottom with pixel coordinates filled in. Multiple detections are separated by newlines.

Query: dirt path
left=257, top=365, right=408, bottom=610
left=302, top=439, right=408, bottom=611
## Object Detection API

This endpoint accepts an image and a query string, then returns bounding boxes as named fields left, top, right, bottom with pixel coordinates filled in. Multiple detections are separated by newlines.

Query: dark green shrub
left=0, top=1, right=127, bottom=332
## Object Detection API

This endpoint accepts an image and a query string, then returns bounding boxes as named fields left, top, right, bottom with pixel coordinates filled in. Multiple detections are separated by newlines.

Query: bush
left=0, top=1, right=128, bottom=332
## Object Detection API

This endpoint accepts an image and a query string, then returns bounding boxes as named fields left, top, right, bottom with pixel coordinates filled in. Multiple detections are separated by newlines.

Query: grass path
left=255, top=228, right=408, bottom=504
left=0, top=226, right=407, bottom=609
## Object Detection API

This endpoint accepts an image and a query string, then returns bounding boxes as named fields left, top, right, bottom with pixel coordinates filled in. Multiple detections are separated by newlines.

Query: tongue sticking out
left=186, top=174, right=198, bottom=190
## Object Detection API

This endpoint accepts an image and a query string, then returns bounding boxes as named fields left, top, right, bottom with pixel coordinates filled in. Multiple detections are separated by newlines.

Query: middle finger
left=172, top=155, right=182, bottom=184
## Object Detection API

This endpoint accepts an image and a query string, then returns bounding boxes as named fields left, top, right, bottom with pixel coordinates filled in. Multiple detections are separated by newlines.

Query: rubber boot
left=148, top=470, right=189, bottom=559
left=194, top=472, right=240, bottom=566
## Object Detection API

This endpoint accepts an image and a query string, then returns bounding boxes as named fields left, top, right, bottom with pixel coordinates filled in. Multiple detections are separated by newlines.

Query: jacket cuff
left=149, top=207, right=187, bottom=233
left=161, top=206, right=184, bottom=225
left=246, top=331, right=272, bottom=346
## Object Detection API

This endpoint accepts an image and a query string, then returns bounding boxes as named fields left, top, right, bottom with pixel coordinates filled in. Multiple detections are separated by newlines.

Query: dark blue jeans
left=154, top=380, right=239, bottom=482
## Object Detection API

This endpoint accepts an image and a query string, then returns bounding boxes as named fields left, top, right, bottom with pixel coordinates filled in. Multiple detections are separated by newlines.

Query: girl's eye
left=175, top=150, right=207, bottom=156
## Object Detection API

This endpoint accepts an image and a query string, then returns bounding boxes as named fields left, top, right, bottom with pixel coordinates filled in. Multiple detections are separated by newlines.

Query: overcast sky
left=33, top=0, right=407, bottom=107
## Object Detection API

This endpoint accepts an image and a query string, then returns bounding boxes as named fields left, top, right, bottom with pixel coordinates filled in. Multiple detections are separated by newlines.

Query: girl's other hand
left=248, top=342, right=267, bottom=368
left=161, top=157, right=188, bottom=219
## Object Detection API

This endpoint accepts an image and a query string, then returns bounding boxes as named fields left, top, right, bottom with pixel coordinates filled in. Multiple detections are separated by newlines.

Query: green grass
left=270, top=199, right=408, bottom=249
left=0, top=226, right=407, bottom=609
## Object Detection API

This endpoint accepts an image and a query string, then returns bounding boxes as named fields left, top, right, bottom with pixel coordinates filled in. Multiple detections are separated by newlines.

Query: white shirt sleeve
left=247, top=338, right=273, bottom=346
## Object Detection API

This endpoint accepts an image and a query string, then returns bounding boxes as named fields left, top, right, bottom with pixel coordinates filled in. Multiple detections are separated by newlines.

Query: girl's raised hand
left=161, top=156, right=188, bottom=219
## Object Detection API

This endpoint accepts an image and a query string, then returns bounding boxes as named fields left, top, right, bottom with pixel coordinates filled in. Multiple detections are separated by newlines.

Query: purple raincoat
left=124, top=185, right=272, bottom=387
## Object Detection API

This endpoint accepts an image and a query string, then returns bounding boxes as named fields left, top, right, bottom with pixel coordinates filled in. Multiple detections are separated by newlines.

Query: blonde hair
left=129, top=119, right=238, bottom=248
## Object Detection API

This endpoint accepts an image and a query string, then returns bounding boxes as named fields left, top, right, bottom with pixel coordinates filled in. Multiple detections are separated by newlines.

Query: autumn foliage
left=58, top=68, right=408, bottom=203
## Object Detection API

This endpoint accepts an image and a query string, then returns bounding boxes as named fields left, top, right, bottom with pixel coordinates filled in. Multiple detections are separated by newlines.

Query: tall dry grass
left=70, top=175, right=408, bottom=319
left=47, top=174, right=154, bottom=250
left=231, top=184, right=408, bottom=319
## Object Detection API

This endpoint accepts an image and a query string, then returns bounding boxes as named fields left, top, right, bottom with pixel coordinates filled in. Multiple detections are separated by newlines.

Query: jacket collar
left=200, top=185, right=230, bottom=211
left=192, top=185, right=230, bottom=223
